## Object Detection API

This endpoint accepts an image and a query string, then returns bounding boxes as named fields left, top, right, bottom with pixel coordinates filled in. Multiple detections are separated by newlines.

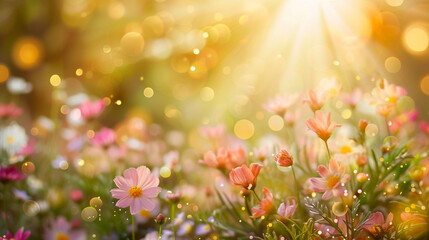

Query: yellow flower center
left=385, top=96, right=396, bottom=103
left=6, top=136, right=14, bottom=144
left=139, top=209, right=151, bottom=218
left=371, top=226, right=382, bottom=234
left=340, top=145, right=352, bottom=154
left=56, top=233, right=70, bottom=240
left=327, top=176, right=340, bottom=189
left=129, top=186, right=143, bottom=198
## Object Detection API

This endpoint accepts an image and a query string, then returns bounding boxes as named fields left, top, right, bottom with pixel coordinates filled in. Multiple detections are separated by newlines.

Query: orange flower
left=306, top=110, right=341, bottom=141
left=200, top=147, right=247, bottom=170
left=274, top=149, right=293, bottom=167
left=229, top=163, right=263, bottom=190
left=302, top=90, right=326, bottom=112
left=251, top=187, right=274, bottom=218
left=401, top=212, right=427, bottom=238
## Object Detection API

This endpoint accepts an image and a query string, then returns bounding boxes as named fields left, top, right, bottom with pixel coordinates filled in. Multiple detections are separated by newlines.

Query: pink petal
left=310, top=178, right=328, bottom=192
left=142, top=187, right=162, bottom=198
left=123, top=168, right=139, bottom=186
left=141, top=175, right=159, bottom=189
left=136, top=166, right=150, bottom=187
left=113, top=176, right=131, bottom=190
left=318, top=165, right=330, bottom=179
left=111, top=189, right=129, bottom=199
left=116, top=196, right=133, bottom=208
left=139, top=197, right=156, bottom=211
left=322, top=190, right=333, bottom=200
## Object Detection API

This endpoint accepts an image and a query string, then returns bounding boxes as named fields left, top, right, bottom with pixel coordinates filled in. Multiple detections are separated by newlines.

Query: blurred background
left=1, top=0, right=429, bottom=139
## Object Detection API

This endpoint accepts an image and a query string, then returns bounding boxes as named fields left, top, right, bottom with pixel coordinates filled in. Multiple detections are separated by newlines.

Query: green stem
left=291, top=166, right=301, bottom=208
left=131, top=214, right=135, bottom=240
left=171, top=204, right=176, bottom=240
left=251, top=189, right=261, bottom=202
left=324, top=140, right=331, bottom=160
left=158, top=224, right=162, bottom=239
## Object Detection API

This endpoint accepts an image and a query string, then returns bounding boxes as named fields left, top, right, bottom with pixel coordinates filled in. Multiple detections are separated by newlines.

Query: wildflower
left=0, top=123, right=28, bottom=162
left=177, top=221, right=194, bottom=236
left=155, top=213, right=165, bottom=225
left=302, top=90, right=326, bottom=112
left=89, top=128, right=115, bottom=147
left=356, top=154, right=368, bottom=166
left=306, top=111, right=341, bottom=141
left=6, top=227, right=30, bottom=240
left=373, top=79, right=407, bottom=106
left=229, top=163, right=263, bottom=190
left=6, top=77, right=32, bottom=94
left=43, top=216, right=86, bottom=240
left=163, top=150, right=179, bottom=169
left=0, top=102, right=22, bottom=119
left=110, top=166, right=161, bottom=215
left=358, top=119, right=368, bottom=133
left=274, top=149, right=293, bottom=167
left=199, top=125, right=226, bottom=139
left=342, top=88, right=362, bottom=108
left=262, top=93, right=298, bottom=116
left=251, top=187, right=274, bottom=218
left=400, top=212, right=427, bottom=238
left=16, top=139, right=35, bottom=158
left=363, top=212, right=393, bottom=236
left=166, top=191, right=181, bottom=203
left=70, top=190, right=83, bottom=202
left=0, top=166, right=26, bottom=182
left=78, top=99, right=105, bottom=120
left=195, top=224, right=212, bottom=236
left=277, top=198, right=297, bottom=220
left=309, top=158, right=350, bottom=200
left=199, top=147, right=246, bottom=170
left=356, top=173, right=368, bottom=182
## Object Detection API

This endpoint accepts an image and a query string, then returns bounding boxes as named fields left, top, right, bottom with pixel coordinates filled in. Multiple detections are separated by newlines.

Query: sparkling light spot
left=234, top=119, right=254, bottom=140
left=403, top=24, right=429, bottom=53
left=144, top=87, right=154, bottom=98
left=50, top=74, right=61, bottom=87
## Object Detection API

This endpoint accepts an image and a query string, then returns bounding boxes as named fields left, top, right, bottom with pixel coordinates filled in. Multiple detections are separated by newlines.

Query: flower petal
left=142, top=187, right=162, bottom=198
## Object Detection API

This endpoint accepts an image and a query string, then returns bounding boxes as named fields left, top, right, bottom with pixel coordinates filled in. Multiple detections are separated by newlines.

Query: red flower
left=0, top=166, right=26, bottom=182
left=251, top=187, right=274, bottom=218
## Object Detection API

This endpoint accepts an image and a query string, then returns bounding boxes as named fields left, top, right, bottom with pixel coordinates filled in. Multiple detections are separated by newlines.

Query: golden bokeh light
left=12, top=37, right=43, bottom=70
left=403, top=24, right=429, bottom=54
left=384, top=56, right=401, bottom=73
left=234, top=119, right=254, bottom=140
left=144, top=87, right=154, bottom=98
left=385, top=0, right=403, bottom=7
left=50, top=74, right=62, bottom=87
left=200, top=87, right=215, bottom=102
left=420, top=75, right=429, bottom=95
left=268, top=115, right=284, bottom=131
left=120, top=32, right=144, bottom=57
left=0, top=64, right=10, bottom=83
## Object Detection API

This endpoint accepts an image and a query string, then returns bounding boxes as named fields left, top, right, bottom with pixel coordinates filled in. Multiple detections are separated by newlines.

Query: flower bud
left=155, top=213, right=165, bottom=225
left=359, top=120, right=368, bottom=133
left=274, top=149, right=293, bottom=167
left=356, top=173, right=368, bottom=182
left=356, top=155, right=368, bottom=167
left=409, top=166, right=425, bottom=182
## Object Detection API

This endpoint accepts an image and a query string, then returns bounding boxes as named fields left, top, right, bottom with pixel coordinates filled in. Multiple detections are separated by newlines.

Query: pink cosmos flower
left=229, top=163, right=263, bottom=190
left=277, top=198, right=297, bottom=220
left=16, top=139, right=35, bottom=157
left=199, top=147, right=246, bottom=170
left=342, top=88, right=362, bottom=108
left=90, top=128, right=115, bottom=147
left=306, top=111, right=341, bottom=141
left=309, top=158, right=350, bottom=200
left=274, top=149, right=293, bottom=167
left=199, top=125, right=226, bottom=140
left=363, top=212, right=393, bottom=236
left=0, top=166, right=26, bottom=182
left=373, top=79, right=407, bottom=106
left=111, top=166, right=162, bottom=215
left=262, top=93, right=299, bottom=116
left=302, top=90, right=327, bottom=112
left=6, top=227, right=30, bottom=240
left=251, top=187, right=274, bottom=218
left=78, top=99, right=105, bottom=120
left=44, top=216, right=86, bottom=240
left=419, top=121, right=429, bottom=135
left=0, top=103, right=22, bottom=119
